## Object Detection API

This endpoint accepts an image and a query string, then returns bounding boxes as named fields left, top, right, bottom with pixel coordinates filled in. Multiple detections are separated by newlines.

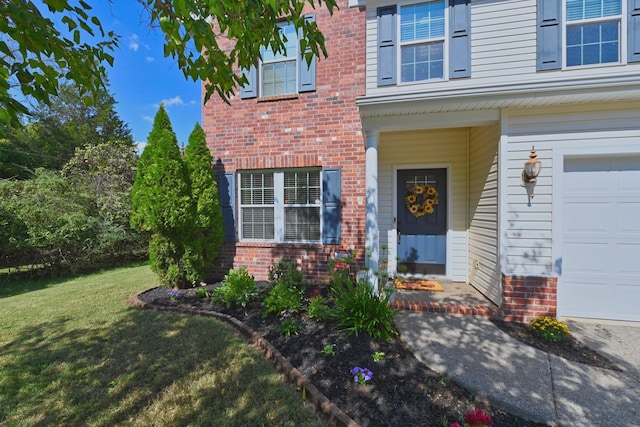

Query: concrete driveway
left=564, top=318, right=640, bottom=381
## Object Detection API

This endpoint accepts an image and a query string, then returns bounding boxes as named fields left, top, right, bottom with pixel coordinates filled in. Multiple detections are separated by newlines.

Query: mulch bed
left=136, top=283, right=618, bottom=427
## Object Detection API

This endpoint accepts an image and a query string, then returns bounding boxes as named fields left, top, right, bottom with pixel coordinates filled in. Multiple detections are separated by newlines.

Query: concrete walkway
left=395, top=312, right=640, bottom=426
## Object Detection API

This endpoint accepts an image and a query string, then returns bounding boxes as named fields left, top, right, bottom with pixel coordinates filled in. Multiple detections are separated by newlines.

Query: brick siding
left=203, top=1, right=367, bottom=281
left=501, top=275, right=558, bottom=323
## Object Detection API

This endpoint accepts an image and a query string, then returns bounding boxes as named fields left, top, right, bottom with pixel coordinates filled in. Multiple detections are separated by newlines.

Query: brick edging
left=130, top=288, right=360, bottom=427
left=389, top=299, right=504, bottom=319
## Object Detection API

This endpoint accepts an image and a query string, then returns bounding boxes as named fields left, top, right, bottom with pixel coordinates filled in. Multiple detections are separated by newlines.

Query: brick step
left=389, top=298, right=504, bottom=319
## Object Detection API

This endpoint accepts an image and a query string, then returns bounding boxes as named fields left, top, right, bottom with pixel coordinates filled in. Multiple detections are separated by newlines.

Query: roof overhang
left=357, top=75, right=640, bottom=132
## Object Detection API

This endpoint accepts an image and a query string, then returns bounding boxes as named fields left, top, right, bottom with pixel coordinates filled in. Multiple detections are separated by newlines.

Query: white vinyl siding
left=468, top=123, right=501, bottom=304
left=365, top=0, right=640, bottom=97
left=378, top=128, right=469, bottom=281
left=501, top=101, right=640, bottom=279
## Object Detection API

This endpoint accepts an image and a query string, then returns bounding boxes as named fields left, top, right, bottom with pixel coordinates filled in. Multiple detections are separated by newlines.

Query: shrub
left=329, top=269, right=398, bottom=340
left=263, top=258, right=306, bottom=317
left=278, top=310, right=301, bottom=337
left=183, top=123, right=224, bottom=272
left=130, top=106, right=200, bottom=288
left=263, top=281, right=305, bottom=317
left=529, top=316, right=571, bottom=343
left=307, top=294, right=331, bottom=321
left=268, top=258, right=305, bottom=293
left=212, top=267, right=258, bottom=308
left=195, top=286, right=211, bottom=299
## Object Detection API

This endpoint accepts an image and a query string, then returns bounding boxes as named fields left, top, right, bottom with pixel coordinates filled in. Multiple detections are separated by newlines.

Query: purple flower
left=350, top=366, right=373, bottom=385
left=169, top=289, right=183, bottom=299
left=279, top=309, right=296, bottom=320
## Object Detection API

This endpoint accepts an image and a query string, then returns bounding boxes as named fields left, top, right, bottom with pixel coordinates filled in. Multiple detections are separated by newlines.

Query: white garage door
left=559, top=155, right=640, bottom=321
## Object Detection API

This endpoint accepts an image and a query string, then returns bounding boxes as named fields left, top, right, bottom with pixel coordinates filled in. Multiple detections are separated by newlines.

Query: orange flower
left=406, top=194, right=417, bottom=204
left=427, top=186, right=437, bottom=195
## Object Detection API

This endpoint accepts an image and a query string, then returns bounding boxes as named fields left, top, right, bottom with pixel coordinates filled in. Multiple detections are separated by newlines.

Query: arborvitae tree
left=183, top=123, right=224, bottom=274
left=131, top=106, right=201, bottom=287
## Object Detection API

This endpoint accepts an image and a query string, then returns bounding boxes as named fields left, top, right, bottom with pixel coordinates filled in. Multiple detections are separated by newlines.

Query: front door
left=397, top=169, right=447, bottom=275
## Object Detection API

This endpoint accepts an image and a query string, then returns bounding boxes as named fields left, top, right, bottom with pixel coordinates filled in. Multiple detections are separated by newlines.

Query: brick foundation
left=501, top=274, right=558, bottom=323
left=209, top=241, right=364, bottom=284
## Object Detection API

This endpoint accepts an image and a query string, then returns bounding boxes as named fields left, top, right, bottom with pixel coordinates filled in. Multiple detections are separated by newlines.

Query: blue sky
left=92, top=2, right=202, bottom=152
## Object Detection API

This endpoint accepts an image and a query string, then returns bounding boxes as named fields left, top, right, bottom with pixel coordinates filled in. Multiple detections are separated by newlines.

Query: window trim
left=397, top=0, right=448, bottom=84
left=240, top=14, right=317, bottom=99
left=398, top=0, right=448, bottom=84
left=260, top=22, right=299, bottom=97
left=562, top=0, right=626, bottom=68
left=376, top=1, right=470, bottom=87
left=238, top=168, right=323, bottom=243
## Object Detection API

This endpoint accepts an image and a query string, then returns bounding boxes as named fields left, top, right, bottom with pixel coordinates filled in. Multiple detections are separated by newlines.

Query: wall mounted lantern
left=521, top=146, right=541, bottom=198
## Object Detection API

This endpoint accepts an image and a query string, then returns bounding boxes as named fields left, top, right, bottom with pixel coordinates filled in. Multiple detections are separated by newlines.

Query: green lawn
left=0, top=265, right=321, bottom=426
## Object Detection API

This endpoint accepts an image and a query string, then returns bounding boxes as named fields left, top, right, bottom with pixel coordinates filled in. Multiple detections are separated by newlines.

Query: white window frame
left=239, top=169, right=322, bottom=243
left=562, top=0, right=626, bottom=68
left=259, top=22, right=299, bottom=97
left=398, top=0, right=448, bottom=84
left=239, top=171, right=276, bottom=241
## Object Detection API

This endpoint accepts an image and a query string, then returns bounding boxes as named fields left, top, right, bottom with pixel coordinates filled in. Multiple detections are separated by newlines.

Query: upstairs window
left=537, top=0, right=639, bottom=71
left=240, top=15, right=317, bottom=99
left=400, top=1, right=446, bottom=82
left=377, top=1, right=470, bottom=87
left=261, top=23, right=298, bottom=96
left=565, top=0, right=622, bottom=66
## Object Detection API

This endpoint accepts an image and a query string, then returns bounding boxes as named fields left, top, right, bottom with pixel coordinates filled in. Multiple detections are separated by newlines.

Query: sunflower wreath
left=405, top=184, right=439, bottom=217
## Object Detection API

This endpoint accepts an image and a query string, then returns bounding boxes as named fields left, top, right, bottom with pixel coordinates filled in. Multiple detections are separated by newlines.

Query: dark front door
left=397, top=168, right=447, bottom=275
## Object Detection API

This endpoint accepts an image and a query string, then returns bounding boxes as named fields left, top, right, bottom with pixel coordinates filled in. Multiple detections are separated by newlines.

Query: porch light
left=522, top=146, right=541, bottom=197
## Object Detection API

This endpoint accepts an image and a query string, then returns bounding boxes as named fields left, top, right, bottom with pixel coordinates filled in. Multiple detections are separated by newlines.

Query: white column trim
left=365, top=129, right=380, bottom=292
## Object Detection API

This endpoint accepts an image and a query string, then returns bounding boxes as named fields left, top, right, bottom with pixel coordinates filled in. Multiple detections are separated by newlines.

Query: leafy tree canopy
left=0, top=0, right=118, bottom=126
left=0, top=81, right=133, bottom=178
left=0, top=0, right=337, bottom=126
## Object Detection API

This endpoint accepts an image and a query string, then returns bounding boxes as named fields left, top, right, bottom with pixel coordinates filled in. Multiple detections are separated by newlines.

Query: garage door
left=559, top=155, right=640, bottom=321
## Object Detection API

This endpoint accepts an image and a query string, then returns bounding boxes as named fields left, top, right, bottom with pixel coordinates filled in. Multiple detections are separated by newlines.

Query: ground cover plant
left=143, top=284, right=547, bottom=426
left=0, top=265, right=322, bottom=426
left=141, top=259, right=591, bottom=426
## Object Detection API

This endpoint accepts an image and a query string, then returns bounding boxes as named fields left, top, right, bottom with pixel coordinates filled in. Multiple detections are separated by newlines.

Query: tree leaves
left=141, top=0, right=337, bottom=104
left=0, top=0, right=119, bottom=126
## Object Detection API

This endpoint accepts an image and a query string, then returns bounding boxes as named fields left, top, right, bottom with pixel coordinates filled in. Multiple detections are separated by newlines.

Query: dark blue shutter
left=218, top=172, right=236, bottom=242
left=298, top=14, right=317, bottom=92
left=322, top=168, right=341, bottom=245
left=377, top=5, right=397, bottom=86
left=449, top=0, right=471, bottom=78
left=630, top=0, right=640, bottom=62
left=240, top=66, right=257, bottom=99
left=537, top=0, right=562, bottom=70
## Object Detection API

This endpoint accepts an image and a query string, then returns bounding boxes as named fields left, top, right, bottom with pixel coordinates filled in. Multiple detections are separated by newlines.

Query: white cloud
left=135, top=141, right=147, bottom=154
left=142, top=115, right=153, bottom=123
left=160, top=96, right=186, bottom=107
left=128, top=34, right=140, bottom=51
left=145, top=56, right=155, bottom=63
